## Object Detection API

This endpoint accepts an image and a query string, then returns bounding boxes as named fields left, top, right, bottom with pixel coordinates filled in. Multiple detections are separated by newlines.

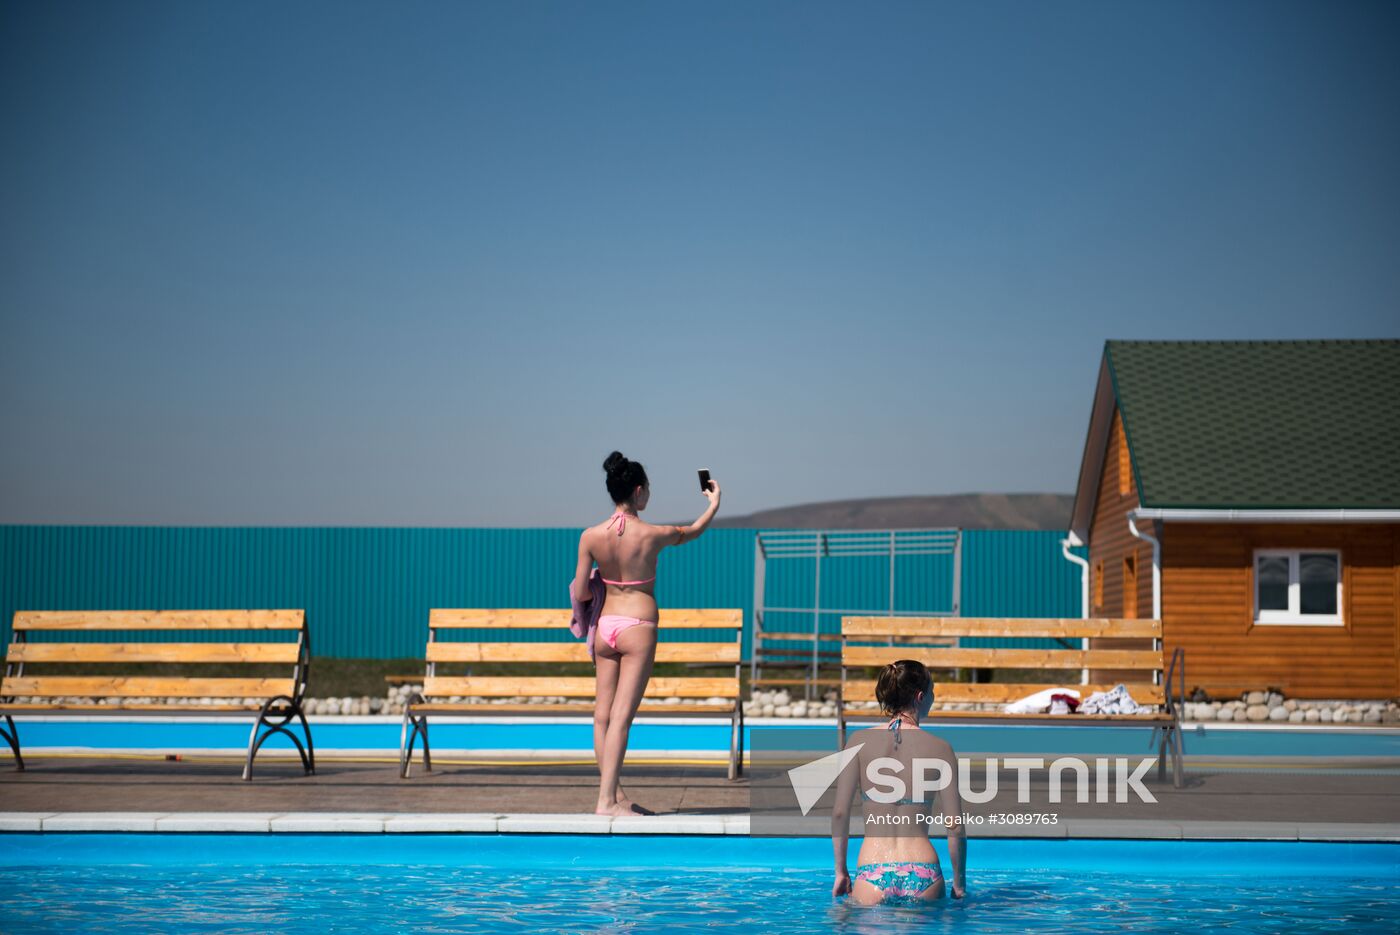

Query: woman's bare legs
left=593, top=623, right=657, bottom=816
left=593, top=647, right=640, bottom=812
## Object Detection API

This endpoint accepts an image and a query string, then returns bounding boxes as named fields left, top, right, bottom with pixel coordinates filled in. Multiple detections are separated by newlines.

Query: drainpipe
left=1126, top=514, right=1161, bottom=620
left=1059, top=535, right=1090, bottom=620
left=1060, top=535, right=1091, bottom=686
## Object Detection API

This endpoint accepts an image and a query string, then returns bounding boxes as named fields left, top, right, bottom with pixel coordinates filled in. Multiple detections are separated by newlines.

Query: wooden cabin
left=1065, top=340, right=1400, bottom=700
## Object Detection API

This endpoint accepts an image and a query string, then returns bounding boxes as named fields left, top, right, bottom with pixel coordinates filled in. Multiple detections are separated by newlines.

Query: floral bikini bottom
left=853, top=861, right=944, bottom=903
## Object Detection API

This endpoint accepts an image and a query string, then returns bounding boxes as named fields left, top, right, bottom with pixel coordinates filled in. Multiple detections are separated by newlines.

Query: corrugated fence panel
left=1, top=526, right=1086, bottom=658
left=961, top=529, right=1087, bottom=648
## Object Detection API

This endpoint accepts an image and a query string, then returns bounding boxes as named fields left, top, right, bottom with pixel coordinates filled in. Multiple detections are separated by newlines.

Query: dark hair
left=603, top=451, right=649, bottom=504
left=875, top=659, right=933, bottom=715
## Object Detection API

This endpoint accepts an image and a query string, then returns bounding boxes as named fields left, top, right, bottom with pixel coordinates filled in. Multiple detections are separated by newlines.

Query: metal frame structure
left=750, top=528, right=962, bottom=697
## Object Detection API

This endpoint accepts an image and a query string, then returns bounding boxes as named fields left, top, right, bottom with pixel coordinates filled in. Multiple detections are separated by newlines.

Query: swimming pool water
left=3, top=835, right=1398, bottom=934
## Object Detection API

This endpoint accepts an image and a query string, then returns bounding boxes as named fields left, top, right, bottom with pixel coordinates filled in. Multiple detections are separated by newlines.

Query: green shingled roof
left=1105, top=340, right=1400, bottom=509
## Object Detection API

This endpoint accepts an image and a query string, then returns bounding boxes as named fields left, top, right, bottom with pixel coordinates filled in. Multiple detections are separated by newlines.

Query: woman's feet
left=595, top=791, right=655, bottom=816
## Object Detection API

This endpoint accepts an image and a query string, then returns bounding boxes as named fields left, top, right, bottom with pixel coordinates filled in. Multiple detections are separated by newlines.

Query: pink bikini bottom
left=597, top=614, right=657, bottom=651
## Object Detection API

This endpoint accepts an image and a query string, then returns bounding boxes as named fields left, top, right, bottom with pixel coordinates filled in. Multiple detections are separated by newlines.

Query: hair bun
left=603, top=451, right=627, bottom=475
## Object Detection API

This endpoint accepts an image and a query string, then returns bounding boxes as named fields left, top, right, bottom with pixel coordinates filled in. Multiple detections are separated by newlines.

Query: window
left=1253, top=550, right=1342, bottom=625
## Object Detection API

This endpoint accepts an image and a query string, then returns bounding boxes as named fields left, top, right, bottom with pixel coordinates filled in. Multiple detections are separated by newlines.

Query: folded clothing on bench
left=1079, top=684, right=1146, bottom=715
left=1004, top=687, right=1081, bottom=714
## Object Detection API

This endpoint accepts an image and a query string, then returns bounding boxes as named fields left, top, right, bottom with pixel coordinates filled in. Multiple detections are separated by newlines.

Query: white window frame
left=1252, top=548, right=1343, bottom=626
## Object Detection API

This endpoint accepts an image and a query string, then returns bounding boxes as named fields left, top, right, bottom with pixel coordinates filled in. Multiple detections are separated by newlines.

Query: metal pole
left=751, top=533, right=765, bottom=687
left=811, top=532, right=823, bottom=702
left=888, top=530, right=896, bottom=617
left=952, top=529, right=963, bottom=617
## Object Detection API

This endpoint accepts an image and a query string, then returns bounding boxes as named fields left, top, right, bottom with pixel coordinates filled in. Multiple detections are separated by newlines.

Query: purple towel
left=569, top=567, right=606, bottom=661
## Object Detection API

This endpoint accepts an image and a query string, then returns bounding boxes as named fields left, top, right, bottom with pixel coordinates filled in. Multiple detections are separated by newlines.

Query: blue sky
left=1, top=0, right=1396, bottom=527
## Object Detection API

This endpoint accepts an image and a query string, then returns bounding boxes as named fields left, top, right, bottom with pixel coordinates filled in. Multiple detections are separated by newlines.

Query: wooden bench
left=400, top=608, right=744, bottom=779
left=839, top=617, right=1186, bottom=787
left=0, top=610, right=314, bottom=781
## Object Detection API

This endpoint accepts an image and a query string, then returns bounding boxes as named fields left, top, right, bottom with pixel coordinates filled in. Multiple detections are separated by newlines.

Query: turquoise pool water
left=15, top=718, right=1400, bottom=758
left=2, top=835, right=1397, bottom=934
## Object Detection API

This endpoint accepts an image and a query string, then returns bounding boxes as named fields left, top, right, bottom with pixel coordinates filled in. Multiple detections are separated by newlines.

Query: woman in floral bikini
left=831, top=659, right=967, bottom=904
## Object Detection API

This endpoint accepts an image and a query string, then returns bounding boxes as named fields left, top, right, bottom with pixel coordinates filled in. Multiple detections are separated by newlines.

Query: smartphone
left=698, top=468, right=711, bottom=493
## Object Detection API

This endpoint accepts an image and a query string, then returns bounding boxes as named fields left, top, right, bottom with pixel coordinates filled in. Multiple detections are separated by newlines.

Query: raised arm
left=668, top=478, right=722, bottom=546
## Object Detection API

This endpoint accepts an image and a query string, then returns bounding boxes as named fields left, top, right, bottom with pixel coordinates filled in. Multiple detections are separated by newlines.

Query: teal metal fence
left=0, top=526, right=1085, bottom=657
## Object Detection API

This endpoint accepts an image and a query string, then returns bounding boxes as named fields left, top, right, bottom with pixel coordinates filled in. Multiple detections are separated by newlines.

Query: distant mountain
left=701, top=493, right=1073, bottom=530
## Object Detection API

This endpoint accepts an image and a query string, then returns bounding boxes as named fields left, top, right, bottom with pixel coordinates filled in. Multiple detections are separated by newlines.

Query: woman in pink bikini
left=572, top=450, right=721, bottom=817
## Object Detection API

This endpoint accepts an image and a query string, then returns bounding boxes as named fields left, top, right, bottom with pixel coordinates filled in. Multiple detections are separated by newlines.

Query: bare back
left=850, top=724, right=962, bottom=864
left=584, top=516, right=679, bottom=621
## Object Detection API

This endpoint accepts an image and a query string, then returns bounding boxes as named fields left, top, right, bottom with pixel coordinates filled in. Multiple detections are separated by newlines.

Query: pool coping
left=3, top=812, right=1399, bottom=840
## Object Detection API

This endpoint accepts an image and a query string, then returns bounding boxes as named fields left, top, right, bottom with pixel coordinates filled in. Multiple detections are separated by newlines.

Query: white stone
left=1246, top=705, right=1269, bottom=722
left=1268, top=705, right=1288, bottom=721
left=496, top=814, right=612, bottom=834
left=383, top=814, right=501, bottom=833
left=774, top=705, right=792, bottom=717
left=0, top=813, right=54, bottom=831
left=44, top=813, right=168, bottom=832
left=1304, top=709, right=1320, bottom=722
left=270, top=813, right=392, bottom=833
left=611, top=815, right=728, bottom=835
left=1245, top=691, right=1266, bottom=704
left=156, top=813, right=280, bottom=832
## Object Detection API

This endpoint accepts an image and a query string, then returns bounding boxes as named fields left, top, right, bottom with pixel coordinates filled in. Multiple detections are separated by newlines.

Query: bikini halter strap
left=607, top=510, right=629, bottom=536
left=887, top=713, right=916, bottom=746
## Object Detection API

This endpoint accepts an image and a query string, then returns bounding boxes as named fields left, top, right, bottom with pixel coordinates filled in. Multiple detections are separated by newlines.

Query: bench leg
left=244, top=696, right=315, bottom=781
left=1171, top=720, right=1185, bottom=789
left=400, top=695, right=431, bottom=779
left=728, top=704, right=744, bottom=780
left=295, top=703, right=317, bottom=775
left=1, top=716, right=22, bottom=771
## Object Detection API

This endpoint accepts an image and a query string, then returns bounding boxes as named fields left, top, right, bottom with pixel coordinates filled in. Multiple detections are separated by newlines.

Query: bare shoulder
left=643, top=519, right=682, bottom=543
left=917, top=731, right=956, bottom=759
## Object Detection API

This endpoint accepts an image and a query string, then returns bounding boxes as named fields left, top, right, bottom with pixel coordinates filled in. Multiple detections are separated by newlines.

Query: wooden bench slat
left=841, top=646, right=1164, bottom=670
left=430, top=608, right=741, bottom=629
left=0, top=702, right=275, bottom=713
left=13, top=610, right=305, bottom=631
left=423, top=676, right=738, bottom=699
left=1, top=676, right=298, bottom=699
left=755, top=631, right=846, bottom=642
left=843, top=709, right=1175, bottom=723
left=427, top=642, right=740, bottom=664
left=843, top=680, right=1166, bottom=705
left=841, top=617, right=1162, bottom=639
left=409, top=702, right=735, bottom=715
left=6, top=643, right=302, bottom=664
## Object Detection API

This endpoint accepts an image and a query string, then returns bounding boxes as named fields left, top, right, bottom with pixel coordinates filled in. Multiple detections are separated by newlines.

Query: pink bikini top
left=600, top=510, right=656, bottom=587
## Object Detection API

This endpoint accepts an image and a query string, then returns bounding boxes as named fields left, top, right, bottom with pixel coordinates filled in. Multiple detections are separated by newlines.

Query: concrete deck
left=3, top=753, right=1399, bottom=838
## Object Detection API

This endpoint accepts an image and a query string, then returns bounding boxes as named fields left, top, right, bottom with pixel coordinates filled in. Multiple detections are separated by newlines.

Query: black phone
left=698, top=469, right=711, bottom=493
